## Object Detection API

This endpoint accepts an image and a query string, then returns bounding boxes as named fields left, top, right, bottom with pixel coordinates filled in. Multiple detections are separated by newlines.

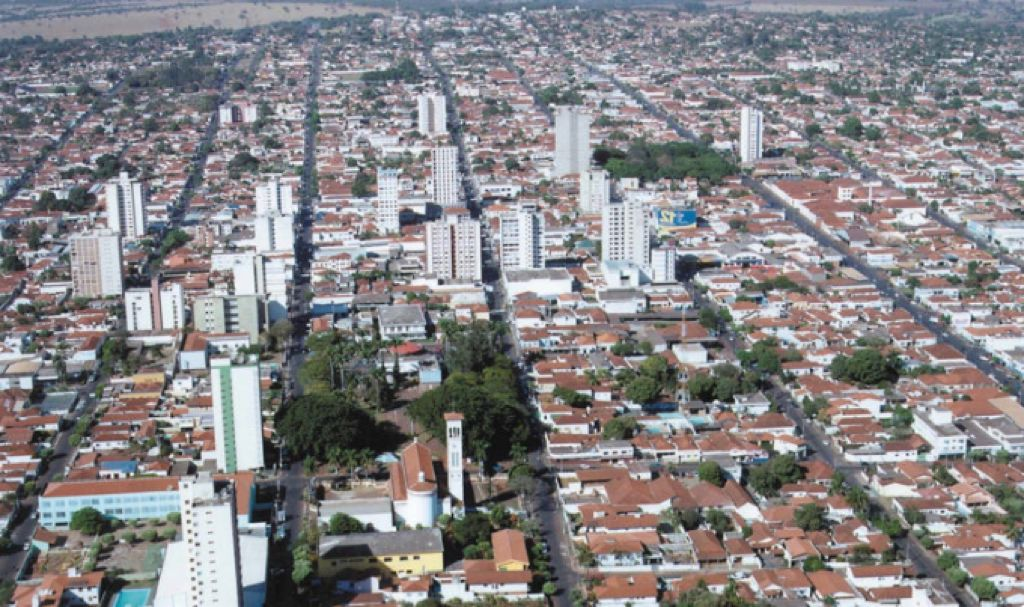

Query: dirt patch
left=0, top=2, right=383, bottom=40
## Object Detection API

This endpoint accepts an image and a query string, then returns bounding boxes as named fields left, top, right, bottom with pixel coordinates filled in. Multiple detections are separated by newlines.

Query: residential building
left=105, top=171, right=147, bottom=239
left=255, top=177, right=295, bottom=215
left=740, top=106, right=763, bottom=163
left=417, top=92, right=447, bottom=136
left=318, top=528, right=444, bottom=579
left=554, top=105, right=590, bottom=177
left=602, top=196, right=650, bottom=268
left=253, top=212, right=294, bottom=253
left=425, top=213, right=482, bottom=282
left=651, top=246, right=677, bottom=284
left=39, top=477, right=180, bottom=528
left=211, top=359, right=264, bottom=473
left=377, top=168, right=400, bottom=233
left=912, top=406, right=968, bottom=458
left=193, top=295, right=262, bottom=341
left=160, top=282, right=186, bottom=330
left=378, top=304, right=428, bottom=340
left=432, top=146, right=460, bottom=208
left=219, top=104, right=258, bottom=124
left=180, top=474, right=244, bottom=607
left=69, top=230, right=123, bottom=298
left=499, top=208, right=544, bottom=271
left=580, top=168, right=610, bottom=214
left=125, top=288, right=154, bottom=332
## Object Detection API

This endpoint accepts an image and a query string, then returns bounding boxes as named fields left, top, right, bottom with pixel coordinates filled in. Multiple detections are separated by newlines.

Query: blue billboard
left=653, top=208, right=697, bottom=229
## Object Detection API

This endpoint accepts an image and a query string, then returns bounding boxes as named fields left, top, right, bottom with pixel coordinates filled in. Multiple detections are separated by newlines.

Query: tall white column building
left=425, top=212, right=481, bottom=282
left=211, top=359, right=264, bottom=473
left=417, top=93, right=447, bottom=137
left=125, top=288, right=155, bottom=332
left=105, top=171, right=147, bottom=239
left=602, top=196, right=651, bottom=268
left=651, top=246, right=677, bottom=284
left=180, top=474, right=244, bottom=607
left=499, top=208, right=544, bottom=271
left=740, top=107, right=763, bottom=163
left=579, top=169, right=610, bottom=214
left=553, top=106, right=591, bottom=177
left=432, top=146, right=460, bottom=208
left=70, top=230, right=123, bottom=298
left=445, top=413, right=465, bottom=504
left=253, top=212, right=294, bottom=253
left=255, top=178, right=295, bottom=215
left=159, top=282, right=186, bottom=330
left=377, top=168, right=400, bottom=234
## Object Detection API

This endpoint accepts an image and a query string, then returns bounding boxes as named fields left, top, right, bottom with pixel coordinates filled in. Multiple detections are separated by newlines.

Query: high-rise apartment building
left=105, top=171, right=147, bottom=239
left=602, top=196, right=651, bottom=268
left=253, top=212, right=294, bottom=253
left=651, top=246, right=677, bottom=284
left=499, top=208, right=544, bottom=271
left=125, top=288, right=154, bottom=332
left=579, top=169, right=610, bottom=214
left=417, top=93, right=447, bottom=137
left=377, top=169, right=400, bottom=234
left=553, top=106, right=591, bottom=177
left=425, top=213, right=481, bottom=282
left=70, top=230, right=123, bottom=298
left=740, top=107, right=763, bottom=163
left=211, top=359, right=264, bottom=473
left=193, top=295, right=262, bottom=341
left=431, top=146, right=460, bottom=208
left=180, top=474, right=244, bottom=607
left=160, top=283, right=186, bottom=330
left=255, top=178, right=295, bottom=215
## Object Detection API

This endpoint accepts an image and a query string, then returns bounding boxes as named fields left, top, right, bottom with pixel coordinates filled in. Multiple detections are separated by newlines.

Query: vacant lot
left=0, top=2, right=381, bottom=40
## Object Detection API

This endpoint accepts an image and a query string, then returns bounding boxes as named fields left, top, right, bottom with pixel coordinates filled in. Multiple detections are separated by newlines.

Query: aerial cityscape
left=2, top=1, right=1024, bottom=606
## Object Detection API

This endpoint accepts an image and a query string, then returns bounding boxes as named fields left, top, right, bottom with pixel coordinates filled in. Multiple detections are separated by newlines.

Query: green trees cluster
left=747, top=454, right=804, bottom=497
left=34, top=187, right=94, bottom=212
left=697, top=461, right=725, bottom=487
left=407, top=357, right=529, bottom=468
left=687, top=364, right=756, bottom=403
left=553, top=385, right=591, bottom=408
left=327, top=513, right=365, bottom=535
left=829, top=348, right=902, bottom=386
left=228, top=152, right=259, bottom=176
left=619, top=355, right=677, bottom=404
left=362, top=58, right=421, bottom=83
left=126, top=53, right=221, bottom=91
left=442, top=507, right=514, bottom=560
left=794, top=503, right=826, bottom=531
left=70, top=507, right=106, bottom=535
left=276, top=392, right=391, bottom=464
left=537, top=85, right=583, bottom=106
left=440, top=320, right=504, bottom=374
left=593, top=140, right=735, bottom=184
left=602, top=416, right=639, bottom=440
left=351, top=170, right=373, bottom=198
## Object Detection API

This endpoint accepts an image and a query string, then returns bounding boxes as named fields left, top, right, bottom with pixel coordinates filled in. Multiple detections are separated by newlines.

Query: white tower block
left=445, top=412, right=465, bottom=504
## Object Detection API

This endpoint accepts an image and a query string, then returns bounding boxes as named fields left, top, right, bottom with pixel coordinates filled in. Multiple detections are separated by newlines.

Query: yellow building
left=318, top=528, right=444, bottom=579
left=492, top=529, right=529, bottom=572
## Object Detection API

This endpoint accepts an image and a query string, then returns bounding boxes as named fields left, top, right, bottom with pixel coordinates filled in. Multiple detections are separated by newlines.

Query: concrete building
left=39, top=477, right=180, bottom=528
left=389, top=441, right=441, bottom=529
left=499, top=208, right=544, bottom=271
left=318, top=528, right=444, bottom=579
left=417, top=93, right=447, bottom=137
left=253, top=212, right=294, bottom=253
left=255, top=177, right=295, bottom=215
left=446, top=413, right=465, bottom=505
left=740, top=107, right=763, bottom=163
left=554, top=106, right=590, bottom=177
left=160, top=282, right=186, bottom=330
left=105, top=171, right=147, bottom=239
left=426, top=213, right=481, bottom=282
left=69, top=230, right=123, bottom=298
left=378, top=304, right=428, bottom=341
left=650, top=246, right=677, bottom=284
left=193, top=295, right=262, bottom=341
left=125, top=288, right=155, bottom=332
left=432, top=146, right=460, bottom=208
left=377, top=168, right=400, bottom=234
left=219, top=104, right=258, bottom=124
left=602, top=196, right=650, bottom=269
left=211, top=359, right=264, bottom=473
left=179, top=474, right=243, bottom=607
left=579, top=168, right=610, bottom=214
left=912, top=406, right=968, bottom=459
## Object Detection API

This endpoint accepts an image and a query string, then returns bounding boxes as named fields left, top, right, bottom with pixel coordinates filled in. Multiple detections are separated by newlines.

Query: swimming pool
left=112, top=588, right=151, bottom=607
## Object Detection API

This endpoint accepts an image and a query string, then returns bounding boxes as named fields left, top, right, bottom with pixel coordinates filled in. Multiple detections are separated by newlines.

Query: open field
left=706, top=0, right=975, bottom=13
left=0, top=2, right=382, bottom=39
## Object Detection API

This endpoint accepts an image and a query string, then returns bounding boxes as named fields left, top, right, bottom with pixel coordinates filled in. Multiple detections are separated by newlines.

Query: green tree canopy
left=69, top=507, right=105, bottom=535
left=697, top=461, right=726, bottom=487
left=829, top=348, right=902, bottom=386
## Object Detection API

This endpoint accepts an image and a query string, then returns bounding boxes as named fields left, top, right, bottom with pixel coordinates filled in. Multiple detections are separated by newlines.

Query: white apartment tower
left=499, top=209, right=544, bottom=271
left=255, top=178, right=295, bottom=215
left=579, top=169, right=610, bottom=214
left=125, top=288, right=154, bottom=332
left=211, top=359, right=264, bottom=473
left=425, top=213, right=482, bottom=282
left=651, top=246, right=677, bottom=284
left=377, top=168, right=400, bottom=234
left=740, top=107, right=763, bottom=163
left=417, top=93, right=447, bottom=137
left=432, top=146, right=460, bottom=208
left=446, top=413, right=465, bottom=504
left=160, top=282, right=186, bottom=330
left=554, top=106, right=591, bottom=177
left=69, top=230, right=123, bottom=298
left=253, top=212, right=294, bottom=253
left=105, top=171, right=147, bottom=239
left=180, top=474, right=244, bottom=607
left=602, top=196, right=651, bottom=268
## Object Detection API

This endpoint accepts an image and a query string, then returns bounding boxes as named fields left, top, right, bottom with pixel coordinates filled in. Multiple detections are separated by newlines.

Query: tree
left=276, top=392, right=378, bottom=463
left=553, top=385, right=591, bottom=408
left=267, top=319, right=293, bottom=351
left=704, top=508, right=733, bottom=537
left=697, top=461, right=726, bottom=487
left=829, top=348, right=902, bottom=386
left=804, top=123, right=823, bottom=139
left=542, top=581, right=557, bottom=597
left=141, top=530, right=158, bottom=542
left=794, top=503, right=826, bottom=531
left=937, top=550, right=959, bottom=571
left=803, top=555, right=827, bottom=572
left=738, top=339, right=782, bottom=377
left=933, top=464, right=956, bottom=486
left=747, top=454, right=804, bottom=497
left=903, top=508, right=925, bottom=526
left=698, top=308, right=719, bottom=331
left=602, top=416, right=639, bottom=440
left=121, top=531, right=136, bottom=544
left=328, top=513, right=365, bottom=535
left=69, top=507, right=105, bottom=535
left=625, top=376, right=661, bottom=404
left=947, top=568, right=968, bottom=587
left=166, top=512, right=181, bottom=525
left=837, top=116, right=864, bottom=140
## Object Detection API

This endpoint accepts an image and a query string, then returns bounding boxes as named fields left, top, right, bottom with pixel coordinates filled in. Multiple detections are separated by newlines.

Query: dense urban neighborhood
left=3, top=2, right=1024, bottom=606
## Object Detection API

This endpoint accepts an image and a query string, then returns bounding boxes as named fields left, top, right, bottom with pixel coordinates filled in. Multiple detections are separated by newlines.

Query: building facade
left=602, top=196, right=650, bottom=268
left=740, top=107, right=763, bottom=163
left=255, top=177, right=295, bottom=215
left=70, top=230, right=123, bottom=298
left=105, top=171, right=147, bottom=239
left=499, top=209, right=544, bottom=271
left=554, top=105, right=591, bottom=177
left=180, top=475, right=244, bottom=607
left=417, top=93, right=447, bottom=137
left=211, top=360, right=264, bottom=473
left=377, top=168, right=400, bottom=234
left=579, top=169, right=610, bottom=214
left=125, top=288, right=155, bottom=332
left=432, top=146, right=460, bottom=208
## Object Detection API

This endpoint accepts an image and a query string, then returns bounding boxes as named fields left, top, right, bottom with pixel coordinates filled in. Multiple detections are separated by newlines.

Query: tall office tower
left=740, top=107, right=763, bottom=163
left=255, top=178, right=295, bottom=215
left=499, top=209, right=544, bottom=271
left=69, top=230, right=123, bottom=298
left=159, top=282, right=186, bottom=330
left=579, top=169, right=610, bottom=214
left=602, top=196, right=651, bottom=267
left=553, top=105, right=591, bottom=177
left=259, top=256, right=290, bottom=323
left=211, top=359, right=264, bottom=473
left=445, top=413, right=465, bottom=504
left=105, top=171, right=148, bottom=239
left=125, top=288, right=155, bottom=332
left=425, top=213, right=482, bottom=282
left=651, top=246, right=677, bottom=284
left=180, top=474, right=244, bottom=607
left=417, top=93, right=447, bottom=137
left=253, top=212, right=294, bottom=253
left=377, top=168, right=401, bottom=234
left=432, top=146, right=460, bottom=208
